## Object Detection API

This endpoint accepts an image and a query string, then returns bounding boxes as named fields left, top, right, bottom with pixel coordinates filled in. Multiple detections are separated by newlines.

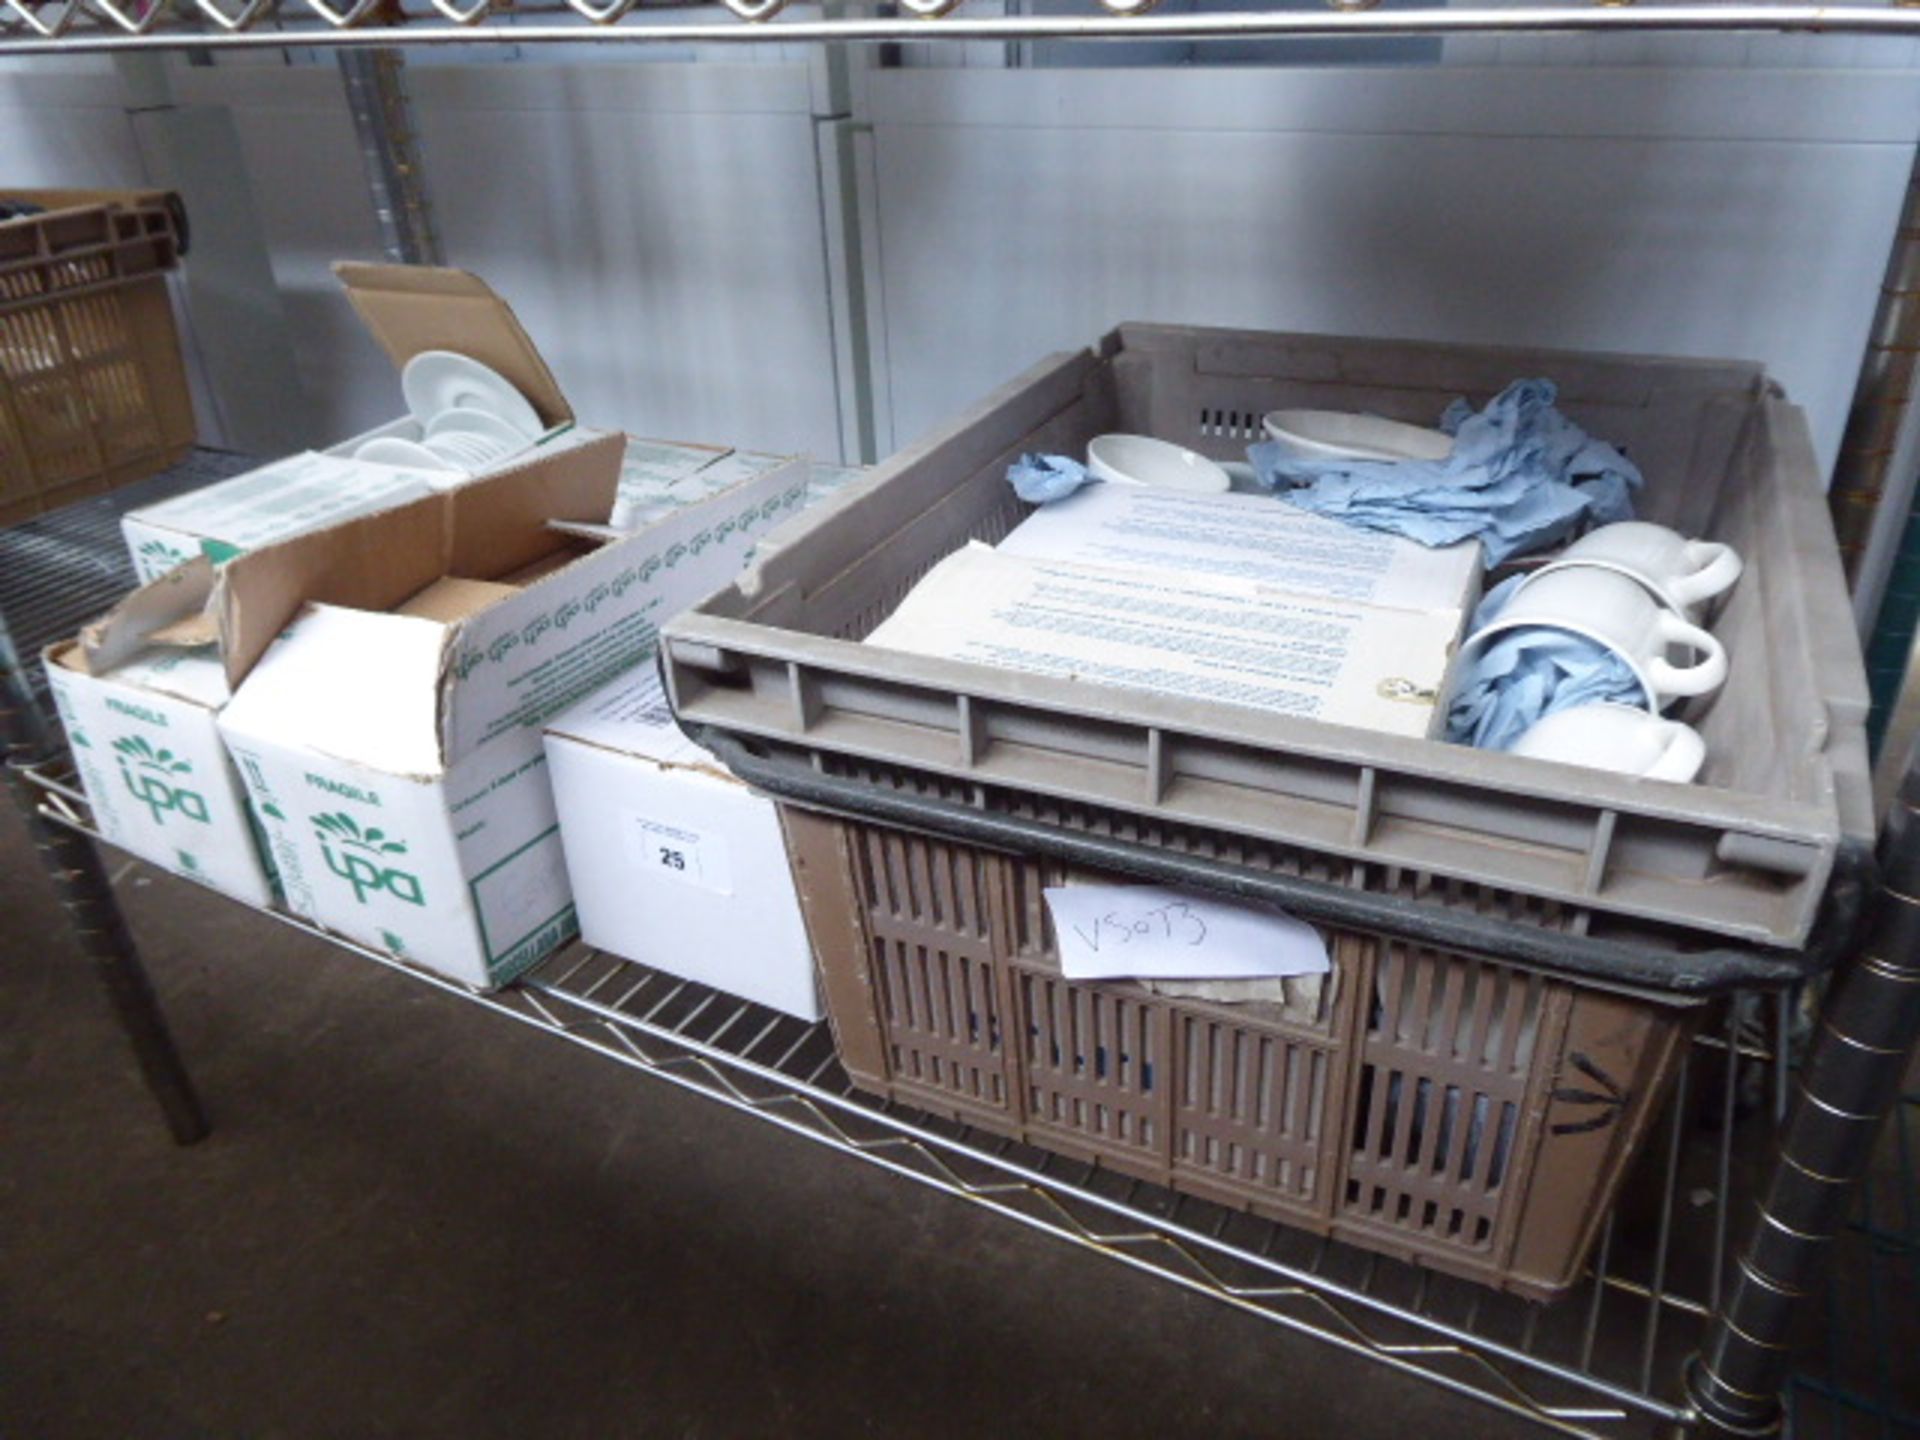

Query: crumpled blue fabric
left=1247, top=379, right=1642, bottom=565
left=1445, top=576, right=1648, bottom=750
left=1008, top=453, right=1095, bottom=504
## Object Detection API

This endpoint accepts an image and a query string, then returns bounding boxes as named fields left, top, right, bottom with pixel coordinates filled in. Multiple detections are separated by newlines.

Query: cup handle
left=1644, top=721, right=1707, bottom=782
left=1669, top=540, right=1743, bottom=607
left=1645, top=613, right=1729, bottom=698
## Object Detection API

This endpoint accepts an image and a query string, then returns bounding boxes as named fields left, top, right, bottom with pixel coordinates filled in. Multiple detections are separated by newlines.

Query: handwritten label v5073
left=1043, top=883, right=1329, bottom=982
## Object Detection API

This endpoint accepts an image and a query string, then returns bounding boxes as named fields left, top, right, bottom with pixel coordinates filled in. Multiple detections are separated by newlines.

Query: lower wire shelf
left=22, top=756, right=1916, bottom=1439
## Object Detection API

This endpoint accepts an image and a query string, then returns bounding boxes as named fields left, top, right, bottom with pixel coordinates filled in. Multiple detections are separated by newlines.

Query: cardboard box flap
left=217, top=488, right=449, bottom=690
left=222, top=603, right=453, bottom=778
left=70, top=557, right=218, bottom=677
left=449, top=429, right=623, bottom=579
left=216, top=430, right=626, bottom=690
left=333, top=262, right=572, bottom=429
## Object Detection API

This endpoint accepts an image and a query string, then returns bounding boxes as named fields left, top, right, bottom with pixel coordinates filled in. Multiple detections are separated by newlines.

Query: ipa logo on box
left=136, top=538, right=192, bottom=574
left=112, top=736, right=211, bottom=827
left=311, top=811, right=425, bottom=907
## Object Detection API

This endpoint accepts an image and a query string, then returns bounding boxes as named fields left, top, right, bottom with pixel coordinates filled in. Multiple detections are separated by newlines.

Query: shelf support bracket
left=337, top=47, right=443, bottom=267
left=1685, top=752, right=1920, bottom=1436
left=0, top=642, right=208, bottom=1146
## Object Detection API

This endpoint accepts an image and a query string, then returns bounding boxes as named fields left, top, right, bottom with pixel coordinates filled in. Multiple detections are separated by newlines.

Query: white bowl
left=1261, top=409, right=1452, bottom=464
left=1086, top=434, right=1232, bottom=493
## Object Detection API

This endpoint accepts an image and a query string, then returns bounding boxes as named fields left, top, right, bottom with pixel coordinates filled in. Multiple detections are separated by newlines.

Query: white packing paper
left=1044, top=883, right=1330, bottom=982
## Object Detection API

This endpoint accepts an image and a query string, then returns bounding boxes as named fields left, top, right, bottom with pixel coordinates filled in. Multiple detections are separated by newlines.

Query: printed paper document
left=866, top=545, right=1458, bottom=737
left=999, top=484, right=1481, bottom=613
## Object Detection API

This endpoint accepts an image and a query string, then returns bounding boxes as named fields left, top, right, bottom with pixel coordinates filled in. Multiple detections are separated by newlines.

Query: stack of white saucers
left=354, top=351, right=544, bottom=482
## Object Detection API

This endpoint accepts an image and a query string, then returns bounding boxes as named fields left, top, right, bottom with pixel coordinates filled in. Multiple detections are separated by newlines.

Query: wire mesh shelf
left=7, top=0, right=1920, bottom=54
left=20, top=751, right=1912, bottom=1438
left=3, top=452, right=1912, bottom=1435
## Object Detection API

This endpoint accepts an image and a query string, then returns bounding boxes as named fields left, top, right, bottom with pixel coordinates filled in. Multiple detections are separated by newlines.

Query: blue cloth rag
left=1247, top=378, right=1642, bottom=566
left=1008, top=453, right=1095, bottom=504
left=1444, top=576, right=1647, bottom=750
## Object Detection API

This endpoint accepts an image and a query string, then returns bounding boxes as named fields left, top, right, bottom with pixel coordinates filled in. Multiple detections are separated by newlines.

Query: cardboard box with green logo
left=215, top=429, right=810, bottom=989
left=122, top=263, right=584, bottom=583
left=43, top=560, right=278, bottom=908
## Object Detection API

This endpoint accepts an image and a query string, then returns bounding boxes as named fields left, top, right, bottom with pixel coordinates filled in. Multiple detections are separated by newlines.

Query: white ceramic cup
left=1529, top=521, right=1742, bottom=618
left=1261, top=409, right=1453, bottom=464
left=1465, top=566, right=1729, bottom=711
left=1510, top=702, right=1707, bottom=782
left=1086, top=434, right=1232, bottom=493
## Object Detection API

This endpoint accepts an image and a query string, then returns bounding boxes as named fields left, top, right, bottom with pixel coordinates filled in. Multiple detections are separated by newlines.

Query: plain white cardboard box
left=543, top=458, right=870, bottom=1017
left=216, top=430, right=811, bottom=989
left=123, top=263, right=582, bottom=582
left=545, top=659, right=822, bottom=1021
left=42, top=561, right=276, bottom=907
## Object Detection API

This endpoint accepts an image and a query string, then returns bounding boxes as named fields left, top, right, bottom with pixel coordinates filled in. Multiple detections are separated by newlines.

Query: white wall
left=169, top=65, right=393, bottom=449
left=5, top=54, right=1918, bottom=480
left=0, top=61, right=146, bottom=186
left=863, top=67, right=1920, bottom=472
left=170, top=59, right=846, bottom=460
left=409, top=64, right=843, bottom=459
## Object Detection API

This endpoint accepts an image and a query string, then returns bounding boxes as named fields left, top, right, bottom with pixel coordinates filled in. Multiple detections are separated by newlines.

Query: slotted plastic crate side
left=858, top=822, right=1013, bottom=1117
left=779, top=802, right=1691, bottom=1295
left=1333, top=942, right=1571, bottom=1278
left=783, top=804, right=1018, bottom=1122
left=1311, top=924, right=1694, bottom=1300
left=1162, top=943, right=1356, bottom=1223
left=0, top=189, right=194, bottom=520
left=667, top=325, right=1859, bottom=949
left=1000, top=842, right=1355, bottom=1214
left=1008, top=961, right=1172, bottom=1185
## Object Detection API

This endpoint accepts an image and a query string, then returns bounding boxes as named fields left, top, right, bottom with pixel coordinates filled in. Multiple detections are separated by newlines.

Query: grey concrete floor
left=0, top=799, right=1536, bottom=1440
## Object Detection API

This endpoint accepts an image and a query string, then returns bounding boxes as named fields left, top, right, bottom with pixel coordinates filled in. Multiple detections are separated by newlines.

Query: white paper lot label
left=623, top=812, right=733, bottom=894
left=1043, top=883, right=1330, bottom=982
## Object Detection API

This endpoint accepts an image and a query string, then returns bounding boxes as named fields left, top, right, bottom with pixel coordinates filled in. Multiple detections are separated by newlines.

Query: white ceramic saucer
left=355, top=436, right=461, bottom=472
left=402, top=351, right=544, bottom=441
left=427, top=405, right=529, bottom=457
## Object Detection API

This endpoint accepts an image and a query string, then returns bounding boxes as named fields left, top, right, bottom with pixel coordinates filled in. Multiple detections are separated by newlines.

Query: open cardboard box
left=122, top=263, right=583, bottom=582
left=43, top=559, right=278, bottom=908
left=214, top=430, right=811, bottom=989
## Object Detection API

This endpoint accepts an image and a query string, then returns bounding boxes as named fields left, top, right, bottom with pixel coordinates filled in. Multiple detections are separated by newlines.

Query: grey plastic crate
left=663, top=325, right=1873, bottom=953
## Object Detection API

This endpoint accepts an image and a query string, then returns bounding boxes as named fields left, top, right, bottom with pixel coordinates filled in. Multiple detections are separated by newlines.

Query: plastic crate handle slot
left=1714, top=830, right=1822, bottom=878
left=664, top=641, right=748, bottom=680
